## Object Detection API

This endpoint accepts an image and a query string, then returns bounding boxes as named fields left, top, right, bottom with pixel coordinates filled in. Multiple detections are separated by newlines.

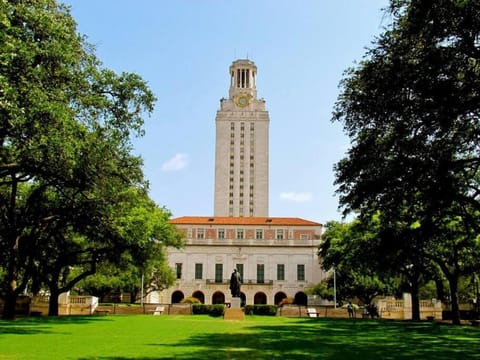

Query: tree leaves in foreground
left=333, top=0, right=480, bottom=324
left=0, top=0, right=182, bottom=319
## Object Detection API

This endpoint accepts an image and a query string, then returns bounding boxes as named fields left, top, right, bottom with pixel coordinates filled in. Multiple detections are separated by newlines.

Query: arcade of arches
left=170, top=290, right=308, bottom=306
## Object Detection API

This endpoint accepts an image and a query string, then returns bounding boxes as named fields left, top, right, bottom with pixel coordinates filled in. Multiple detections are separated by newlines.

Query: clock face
left=236, top=94, right=249, bottom=107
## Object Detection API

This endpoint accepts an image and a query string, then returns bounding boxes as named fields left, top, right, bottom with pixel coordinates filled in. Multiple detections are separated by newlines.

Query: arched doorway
left=171, top=290, right=184, bottom=304
left=192, top=291, right=205, bottom=304
left=274, top=292, right=287, bottom=305
left=254, top=292, right=267, bottom=304
left=294, top=291, right=307, bottom=306
left=212, top=291, right=225, bottom=304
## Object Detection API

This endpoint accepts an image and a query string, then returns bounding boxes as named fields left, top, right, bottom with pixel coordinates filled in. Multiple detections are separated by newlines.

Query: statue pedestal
left=230, top=297, right=241, bottom=309
left=224, top=308, right=244, bottom=320
left=224, top=297, right=244, bottom=320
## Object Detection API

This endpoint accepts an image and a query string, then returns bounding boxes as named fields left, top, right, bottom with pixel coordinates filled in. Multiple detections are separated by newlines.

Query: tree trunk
left=448, top=276, right=461, bottom=325
left=435, top=278, right=445, bottom=302
left=411, top=275, right=421, bottom=321
left=2, top=246, right=19, bottom=320
left=48, top=288, right=60, bottom=316
left=3, top=178, right=19, bottom=320
left=2, top=286, right=18, bottom=320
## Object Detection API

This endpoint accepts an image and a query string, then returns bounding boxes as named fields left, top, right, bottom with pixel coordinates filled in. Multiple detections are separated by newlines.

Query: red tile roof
left=169, top=216, right=322, bottom=226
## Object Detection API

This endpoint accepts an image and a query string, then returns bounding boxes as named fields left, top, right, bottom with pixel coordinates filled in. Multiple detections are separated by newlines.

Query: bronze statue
left=229, top=269, right=241, bottom=297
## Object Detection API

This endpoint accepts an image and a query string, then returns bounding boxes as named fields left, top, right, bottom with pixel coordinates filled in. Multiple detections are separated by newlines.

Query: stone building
left=158, top=60, right=325, bottom=305
left=214, top=59, right=269, bottom=217
left=158, top=216, right=325, bottom=305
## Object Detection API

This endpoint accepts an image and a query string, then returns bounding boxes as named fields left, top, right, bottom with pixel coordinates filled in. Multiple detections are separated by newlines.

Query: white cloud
left=161, top=153, right=189, bottom=172
left=279, top=192, right=313, bottom=203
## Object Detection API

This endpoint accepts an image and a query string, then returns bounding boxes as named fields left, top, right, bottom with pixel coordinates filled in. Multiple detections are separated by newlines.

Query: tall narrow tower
left=214, top=59, right=270, bottom=217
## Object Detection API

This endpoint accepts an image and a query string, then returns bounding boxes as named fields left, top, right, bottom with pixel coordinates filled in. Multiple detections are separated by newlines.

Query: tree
left=0, top=0, right=165, bottom=319
left=333, top=0, right=480, bottom=324
left=28, top=187, right=183, bottom=315
left=319, top=220, right=397, bottom=305
left=75, top=192, right=183, bottom=305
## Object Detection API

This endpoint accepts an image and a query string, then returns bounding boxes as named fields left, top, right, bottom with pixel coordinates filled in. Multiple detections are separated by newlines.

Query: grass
left=0, top=315, right=479, bottom=359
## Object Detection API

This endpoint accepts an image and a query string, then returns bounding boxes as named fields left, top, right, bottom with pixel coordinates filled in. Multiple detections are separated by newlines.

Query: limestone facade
left=158, top=217, right=327, bottom=305
left=214, top=59, right=269, bottom=217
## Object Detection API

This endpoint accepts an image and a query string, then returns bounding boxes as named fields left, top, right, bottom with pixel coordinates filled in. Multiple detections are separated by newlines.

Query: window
left=237, top=230, right=244, bottom=239
left=215, top=264, right=223, bottom=283
left=195, top=263, right=203, bottom=279
left=257, top=264, right=265, bottom=283
left=218, top=229, right=225, bottom=239
left=276, top=229, right=284, bottom=240
left=297, top=264, right=305, bottom=281
left=197, top=228, right=204, bottom=239
left=236, top=264, right=244, bottom=280
left=175, top=263, right=182, bottom=279
left=256, top=229, right=263, bottom=240
left=300, top=234, right=310, bottom=240
left=277, top=264, right=285, bottom=281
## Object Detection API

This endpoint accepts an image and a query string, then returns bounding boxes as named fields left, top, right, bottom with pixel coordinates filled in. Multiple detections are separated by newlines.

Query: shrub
left=244, top=305, right=277, bottom=316
left=278, top=297, right=295, bottom=307
left=181, top=296, right=201, bottom=304
left=192, top=304, right=225, bottom=317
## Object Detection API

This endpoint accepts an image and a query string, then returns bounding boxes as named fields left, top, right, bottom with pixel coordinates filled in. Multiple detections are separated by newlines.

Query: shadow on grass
left=0, top=315, right=113, bottom=336
left=82, top=318, right=480, bottom=360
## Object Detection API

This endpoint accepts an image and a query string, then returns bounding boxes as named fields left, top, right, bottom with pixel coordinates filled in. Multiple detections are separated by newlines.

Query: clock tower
left=214, top=59, right=270, bottom=217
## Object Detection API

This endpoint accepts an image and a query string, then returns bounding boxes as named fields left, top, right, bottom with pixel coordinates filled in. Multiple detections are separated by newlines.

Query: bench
left=470, top=320, right=480, bottom=327
left=149, top=306, right=165, bottom=315
left=307, top=308, right=319, bottom=318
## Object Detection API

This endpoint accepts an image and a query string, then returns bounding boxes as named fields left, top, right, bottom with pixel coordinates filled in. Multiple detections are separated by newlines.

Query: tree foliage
left=333, top=0, right=480, bottom=324
left=0, top=0, right=181, bottom=319
left=319, top=220, right=397, bottom=305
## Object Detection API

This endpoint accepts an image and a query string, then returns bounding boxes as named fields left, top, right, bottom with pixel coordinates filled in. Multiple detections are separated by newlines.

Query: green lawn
left=0, top=315, right=479, bottom=359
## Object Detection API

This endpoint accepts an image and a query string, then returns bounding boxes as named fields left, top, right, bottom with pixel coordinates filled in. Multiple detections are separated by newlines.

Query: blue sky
left=64, top=0, right=390, bottom=224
